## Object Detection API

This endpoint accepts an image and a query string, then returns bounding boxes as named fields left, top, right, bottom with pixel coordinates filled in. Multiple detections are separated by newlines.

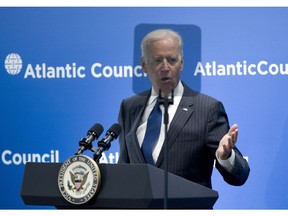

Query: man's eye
left=154, top=58, right=163, bottom=63
left=152, top=57, right=178, bottom=65
left=168, top=57, right=177, bottom=64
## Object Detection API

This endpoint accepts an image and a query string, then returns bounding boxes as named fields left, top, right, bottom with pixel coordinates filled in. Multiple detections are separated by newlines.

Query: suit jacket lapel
left=126, top=91, right=150, bottom=162
left=155, top=92, right=195, bottom=167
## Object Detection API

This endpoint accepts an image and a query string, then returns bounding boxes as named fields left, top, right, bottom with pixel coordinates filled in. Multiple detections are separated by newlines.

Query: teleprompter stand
left=21, top=162, right=218, bottom=209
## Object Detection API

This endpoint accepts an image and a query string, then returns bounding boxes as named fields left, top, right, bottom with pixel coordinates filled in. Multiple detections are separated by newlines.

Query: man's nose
left=160, top=58, right=169, bottom=71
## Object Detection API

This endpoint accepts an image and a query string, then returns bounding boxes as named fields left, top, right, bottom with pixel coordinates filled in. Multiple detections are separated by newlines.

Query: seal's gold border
left=57, top=155, right=101, bottom=205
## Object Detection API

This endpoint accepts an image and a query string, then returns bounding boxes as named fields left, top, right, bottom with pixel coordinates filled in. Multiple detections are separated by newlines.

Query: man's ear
left=180, top=56, right=184, bottom=71
left=141, top=56, right=147, bottom=73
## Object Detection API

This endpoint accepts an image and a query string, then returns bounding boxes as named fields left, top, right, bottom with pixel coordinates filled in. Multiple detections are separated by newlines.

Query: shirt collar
left=149, top=81, right=184, bottom=105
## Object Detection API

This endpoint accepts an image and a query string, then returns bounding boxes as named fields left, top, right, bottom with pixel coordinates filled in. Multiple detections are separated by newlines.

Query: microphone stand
left=92, top=140, right=111, bottom=163
left=91, top=146, right=102, bottom=163
left=158, top=89, right=174, bottom=209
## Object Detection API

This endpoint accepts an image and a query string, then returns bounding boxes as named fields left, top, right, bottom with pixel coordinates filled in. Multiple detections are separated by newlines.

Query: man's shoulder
left=122, top=89, right=150, bottom=103
left=183, top=83, right=220, bottom=103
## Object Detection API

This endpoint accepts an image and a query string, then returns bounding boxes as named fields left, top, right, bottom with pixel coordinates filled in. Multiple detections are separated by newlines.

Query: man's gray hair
left=141, top=29, right=184, bottom=59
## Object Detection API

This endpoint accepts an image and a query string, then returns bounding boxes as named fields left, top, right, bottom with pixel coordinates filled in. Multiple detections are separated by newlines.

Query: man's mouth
left=160, top=77, right=170, bottom=82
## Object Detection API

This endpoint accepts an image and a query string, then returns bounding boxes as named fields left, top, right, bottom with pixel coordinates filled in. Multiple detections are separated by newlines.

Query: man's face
left=141, top=37, right=184, bottom=96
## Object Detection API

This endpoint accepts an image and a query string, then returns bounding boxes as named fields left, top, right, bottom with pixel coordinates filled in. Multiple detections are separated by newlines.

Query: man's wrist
left=216, top=150, right=236, bottom=171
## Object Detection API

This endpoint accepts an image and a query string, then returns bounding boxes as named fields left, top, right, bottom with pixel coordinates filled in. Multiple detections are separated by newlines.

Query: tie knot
left=154, top=97, right=159, bottom=106
left=151, top=97, right=161, bottom=115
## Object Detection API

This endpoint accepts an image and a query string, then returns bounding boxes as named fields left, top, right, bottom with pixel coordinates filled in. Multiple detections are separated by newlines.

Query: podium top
left=21, top=162, right=218, bottom=209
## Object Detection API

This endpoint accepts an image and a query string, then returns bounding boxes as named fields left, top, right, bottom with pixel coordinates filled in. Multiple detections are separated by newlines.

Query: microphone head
left=88, top=123, right=104, bottom=138
left=108, top=123, right=122, bottom=139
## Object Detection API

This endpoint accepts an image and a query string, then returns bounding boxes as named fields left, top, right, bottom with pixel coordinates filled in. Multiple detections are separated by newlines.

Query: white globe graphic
left=5, top=53, right=23, bottom=75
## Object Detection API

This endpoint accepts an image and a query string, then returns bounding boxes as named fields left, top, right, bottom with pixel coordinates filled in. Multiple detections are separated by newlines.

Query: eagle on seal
left=69, top=170, right=89, bottom=191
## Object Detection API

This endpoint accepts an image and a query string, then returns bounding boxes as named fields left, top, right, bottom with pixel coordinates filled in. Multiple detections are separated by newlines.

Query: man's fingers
left=223, top=136, right=234, bottom=150
left=229, top=124, right=238, bottom=133
left=229, top=124, right=238, bottom=144
left=232, top=129, right=238, bottom=144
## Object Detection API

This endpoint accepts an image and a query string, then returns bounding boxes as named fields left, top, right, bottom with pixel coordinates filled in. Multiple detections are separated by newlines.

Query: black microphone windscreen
left=109, top=123, right=122, bottom=138
left=89, top=123, right=104, bottom=137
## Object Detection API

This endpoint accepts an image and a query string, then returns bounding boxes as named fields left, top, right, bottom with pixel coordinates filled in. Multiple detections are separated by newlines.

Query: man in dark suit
left=117, top=29, right=250, bottom=189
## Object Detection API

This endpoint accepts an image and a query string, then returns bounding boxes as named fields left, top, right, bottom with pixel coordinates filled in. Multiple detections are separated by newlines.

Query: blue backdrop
left=0, top=7, right=288, bottom=209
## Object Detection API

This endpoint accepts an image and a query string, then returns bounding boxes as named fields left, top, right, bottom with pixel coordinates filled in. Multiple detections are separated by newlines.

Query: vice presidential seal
left=58, top=155, right=101, bottom=205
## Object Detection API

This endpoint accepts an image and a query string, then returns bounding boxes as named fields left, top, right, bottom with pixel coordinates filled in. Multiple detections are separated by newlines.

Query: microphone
left=93, top=123, right=122, bottom=162
left=75, top=123, right=104, bottom=155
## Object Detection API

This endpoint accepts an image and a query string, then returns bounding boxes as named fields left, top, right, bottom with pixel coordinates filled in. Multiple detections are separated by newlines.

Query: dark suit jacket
left=117, top=81, right=250, bottom=189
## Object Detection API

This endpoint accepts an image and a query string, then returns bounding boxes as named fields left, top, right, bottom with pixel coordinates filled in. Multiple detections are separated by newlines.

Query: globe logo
left=5, top=53, right=23, bottom=75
